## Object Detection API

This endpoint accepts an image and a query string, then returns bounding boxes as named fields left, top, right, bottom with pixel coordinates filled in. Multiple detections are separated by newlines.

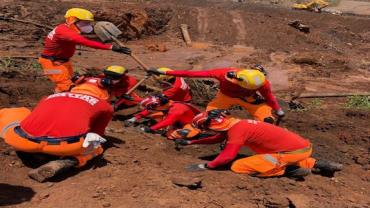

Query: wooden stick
left=0, top=16, right=53, bottom=30
left=180, top=24, right=192, bottom=46
left=297, top=92, right=370, bottom=99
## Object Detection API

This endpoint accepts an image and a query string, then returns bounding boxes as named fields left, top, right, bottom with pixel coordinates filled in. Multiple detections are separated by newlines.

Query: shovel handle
left=126, top=76, right=149, bottom=95
left=111, top=36, right=150, bottom=70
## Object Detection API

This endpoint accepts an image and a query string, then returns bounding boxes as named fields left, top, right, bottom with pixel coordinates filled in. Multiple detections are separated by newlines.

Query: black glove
left=174, top=139, right=191, bottom=146
left=141, top=126, right=153, bottom=133
left=71, top=73, right=85, bottom=84
left=120, top=94, right=134, bottom=101
left=147, top=68, right=164, bottom=76
left=186, top=163, right=209, bottom=172
left=112, top=44, right=132, bottom=55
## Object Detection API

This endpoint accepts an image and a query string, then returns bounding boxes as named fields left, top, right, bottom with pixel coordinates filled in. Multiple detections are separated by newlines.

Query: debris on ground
left=288, top=20, right=310, bottom=33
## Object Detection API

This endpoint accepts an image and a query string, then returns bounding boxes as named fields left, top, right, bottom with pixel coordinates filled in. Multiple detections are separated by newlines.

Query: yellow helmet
left=155, top=67, right=174, bottom=81
left=103, top=65, right=127, bottom=79
left=227, top=69, right=266, bottom=90
left=65, top=8, right=94, bottom=21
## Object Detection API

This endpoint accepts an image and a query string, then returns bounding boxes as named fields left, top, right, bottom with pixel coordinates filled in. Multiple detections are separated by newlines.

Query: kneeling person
left=178, top=110, right=342, bottom=178
left=0, top=77, right=114, bottom=182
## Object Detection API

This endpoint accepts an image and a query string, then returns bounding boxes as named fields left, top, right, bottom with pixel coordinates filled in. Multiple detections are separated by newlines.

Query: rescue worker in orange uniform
left=125, top=95, right=200, bottom=137
left=149, top=66, right=284, bottom=124
left=0, top=76, right=117, bottom=182
left=39, top=8, right=132, bottom=93
left=98, top=65, right=143, bottom=111
left=176, top=110, right=342, bottom=178
left=154, top=67, right=192, bottom=102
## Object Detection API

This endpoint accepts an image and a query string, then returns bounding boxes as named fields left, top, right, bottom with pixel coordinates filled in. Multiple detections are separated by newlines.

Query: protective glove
left=112, top=44, right=132, bottom=55
left=82, top=133, right=107, bottom=149
left=124, top=117, right=138, bottom=127
left=71, top=73, right=85, bottom=84
left=141, top=126, right=153, bottom=133
left=120, top=94, right=134, bottom=101
left=186, top=163, right=209, bottom=172
left=174, top=139, right=191, bottom=146
left=147, top=68, right=165, bottom=76
left=253, top=64, right=267, bottom=76
left=274, top=108, right=285, bottom=117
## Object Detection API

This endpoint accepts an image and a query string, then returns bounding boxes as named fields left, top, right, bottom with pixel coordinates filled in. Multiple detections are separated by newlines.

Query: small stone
left=171, top=176, right=202, bottom=190
left=46, top=182, right=54, bottom=188
left=38, top=193, right=50, bottom=200
left=102, top=202, right=111, bottom=207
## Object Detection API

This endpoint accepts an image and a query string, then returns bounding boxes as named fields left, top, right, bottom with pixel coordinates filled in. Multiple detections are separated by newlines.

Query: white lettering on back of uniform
left=46, top=92, right=99, bottom=106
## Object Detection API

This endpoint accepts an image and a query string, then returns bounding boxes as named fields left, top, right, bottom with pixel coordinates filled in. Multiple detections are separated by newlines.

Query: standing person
left=0, top=76, right=116, bottom=182
left=149, top=66, right=284, bottom=124
left=176, top=110, right=342, bottom=178
left=39, top=8, right=132, bottom=92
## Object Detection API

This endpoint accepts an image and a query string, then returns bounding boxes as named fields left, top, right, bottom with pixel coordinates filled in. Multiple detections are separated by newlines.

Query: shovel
left=94, top=21, right=151, bottom=94
left=94, top=21, right=149, bottom=70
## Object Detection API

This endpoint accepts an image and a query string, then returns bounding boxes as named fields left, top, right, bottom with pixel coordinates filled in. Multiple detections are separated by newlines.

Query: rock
left=171, top=176, right=202, bottom=190
left=263, top=195, right=290, bottom=208
left=38, top=192, right=50, bottom=200
left=287, top=194, right=310, bottom=208
left=362, top=164, right=370, bottom=171
left=102, top=202, right=111, bottom=207
left=45, top=182, right=54, bottom=188
left=146, top=43, right=167, bottom=52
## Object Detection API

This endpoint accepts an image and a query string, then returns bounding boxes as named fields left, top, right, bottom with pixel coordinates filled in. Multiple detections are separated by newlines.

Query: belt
left=14, top=126, right=84, bottom=145
left=41, top=54, right=70, bottom=63
left=281, top=145, right=312, bottom=154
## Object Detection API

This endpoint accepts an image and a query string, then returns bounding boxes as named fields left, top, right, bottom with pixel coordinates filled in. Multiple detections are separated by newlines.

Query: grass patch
left=344, top=95, right=370, bottom=110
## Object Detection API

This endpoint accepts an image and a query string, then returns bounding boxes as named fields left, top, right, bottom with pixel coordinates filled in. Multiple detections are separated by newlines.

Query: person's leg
left=39, top=58, right=73, bottom=93
left=238, top=100, right=275, bottom=123
left=206, top=92, right=236, bottom=111
left=231, top=154, right=285, bottom=177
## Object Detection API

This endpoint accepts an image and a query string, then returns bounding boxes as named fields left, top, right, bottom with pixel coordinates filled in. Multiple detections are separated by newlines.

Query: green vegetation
left=344, top=95, right=370, bottom=110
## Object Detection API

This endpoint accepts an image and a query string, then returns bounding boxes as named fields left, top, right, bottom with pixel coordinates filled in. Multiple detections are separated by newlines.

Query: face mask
left=76, top=21, right=93, bottom=34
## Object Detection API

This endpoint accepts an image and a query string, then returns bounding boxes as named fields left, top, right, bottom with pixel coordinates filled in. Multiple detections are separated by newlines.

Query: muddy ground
left=0, top=0, right=369, bottom=207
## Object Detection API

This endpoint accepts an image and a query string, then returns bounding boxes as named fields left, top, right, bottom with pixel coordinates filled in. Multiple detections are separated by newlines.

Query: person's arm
left=90, top=102, right=114, bottom=135
left=60, top=29, right=112, bottom=50
left=165, top=68, right=228, bottom=79
left=189, top=133, right=225, bottom=144
left=134, top=109, right=151, bottom=120
left=258, top=80, right=280, bottom=110
left=206, top=143, right=242, bottom=168
left=149, top=110, right=181, bottom=131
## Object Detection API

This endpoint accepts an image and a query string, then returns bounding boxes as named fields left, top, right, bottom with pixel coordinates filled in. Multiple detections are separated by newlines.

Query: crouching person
left=177, top=110, right=342, bottom=178
left=0, top=77, right=114, bottom=182
left=125, top=95, right=200, bottom=137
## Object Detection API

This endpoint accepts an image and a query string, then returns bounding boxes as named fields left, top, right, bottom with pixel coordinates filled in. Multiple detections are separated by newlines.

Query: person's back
left=228, top=120, right=310, bottom=154
left=21, top=92, right=113, bottom=137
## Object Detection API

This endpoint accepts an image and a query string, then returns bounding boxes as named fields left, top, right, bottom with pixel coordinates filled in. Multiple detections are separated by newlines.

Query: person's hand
left=274, top=108, right=285, bottom=118
left=186, top=163, right=209, bottom=172
left=71, top=73, right=85, bottom=84
left=112, top=44, right=132, bottom=55
left=124, top=117, right=138, bottom=127
left=120, top=94, right=134, bottom=101
left=174, top=139, right=191, bottom=146
left=141, top=126, right=153, bottom=133
left=83, top=133, right=107, bottom=149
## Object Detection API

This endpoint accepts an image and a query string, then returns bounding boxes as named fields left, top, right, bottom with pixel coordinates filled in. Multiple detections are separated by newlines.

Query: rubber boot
left=285, top=165, right=311, bottom=179
left=28, top=158, right=78, bottom=182
left=313, top=160, right=343, bottom=177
